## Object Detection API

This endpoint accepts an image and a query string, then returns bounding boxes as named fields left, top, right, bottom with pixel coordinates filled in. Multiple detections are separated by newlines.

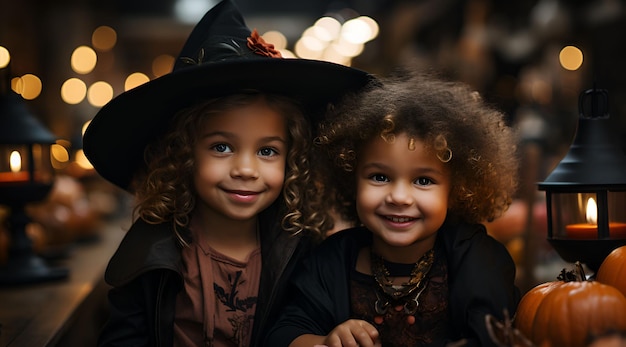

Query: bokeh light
left=74, top=149, right=93, bottom=170
left=71, top=45, right=98, bottom=74
left=294, top=36, right=325, bottom=59
left=87, top=81, right=113, bottom=107
left=291, top=12, right=378, bottom=64
left=341, top=17, right=373, bottom=44
left=17, top=74, right=43, bottom=100
left=82, top=120, right=91, bottom=136
left=261, top=31, right=288, bottom=50
left=559, top=45, right=583, bottom=71
left=61, top=78, right=87, bottom=104
left=313, top=17, right=341, bottom=42
left=51, top=142, right=71, bottom=169
left=331, top=38, right=364, bottom=58
left=0, top=46, right=10, bottom=68
left=92, top=26, right=117, bottom=52
left=124, top=72, right=150, bottom=91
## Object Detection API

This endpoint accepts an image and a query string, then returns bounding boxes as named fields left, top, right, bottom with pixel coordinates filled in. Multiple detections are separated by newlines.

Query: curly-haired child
left=82, top=1, right=372, bottom=346
left=265, top=71, right=521, bottom=347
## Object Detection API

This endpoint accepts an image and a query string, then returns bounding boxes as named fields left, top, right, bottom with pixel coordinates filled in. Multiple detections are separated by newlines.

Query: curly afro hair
left=316, top=71, right=519, bottom=226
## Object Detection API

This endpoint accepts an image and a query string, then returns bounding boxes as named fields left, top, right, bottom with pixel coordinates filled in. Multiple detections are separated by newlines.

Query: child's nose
left=231, top=153, right=259, bottom=179
left=385, top=182, right=413, bottom=205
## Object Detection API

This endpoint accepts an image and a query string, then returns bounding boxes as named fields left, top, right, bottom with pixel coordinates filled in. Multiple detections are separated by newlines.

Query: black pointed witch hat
left=83, top=0, right=374, bottom=190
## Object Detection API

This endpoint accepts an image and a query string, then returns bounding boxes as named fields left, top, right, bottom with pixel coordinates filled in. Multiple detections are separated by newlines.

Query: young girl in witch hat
left=82, top=1, right=373, bottom=346
left=265, top=71, right=521, bottom=347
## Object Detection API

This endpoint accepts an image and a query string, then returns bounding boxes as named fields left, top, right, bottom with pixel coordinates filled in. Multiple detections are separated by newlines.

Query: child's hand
left=322, top=319, right=380, bottom=347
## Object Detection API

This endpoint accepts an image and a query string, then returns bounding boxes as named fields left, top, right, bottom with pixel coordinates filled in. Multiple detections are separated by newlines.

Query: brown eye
left=416, top=177, right=433, bottom=186
left=258, top=147, right=278, bottom=157
left=212, top=143, right=231, bottom=153
left=370, top=174, right=389, bottom=182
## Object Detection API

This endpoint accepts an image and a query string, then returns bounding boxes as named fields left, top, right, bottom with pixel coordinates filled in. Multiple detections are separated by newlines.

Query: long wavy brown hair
left=316, top=71, right=519, bottom=226
left=132, top=92, right=332, bottom=246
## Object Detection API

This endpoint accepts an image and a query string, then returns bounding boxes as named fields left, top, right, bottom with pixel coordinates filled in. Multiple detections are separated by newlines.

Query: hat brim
left=83, top=58, right=373, bottom=190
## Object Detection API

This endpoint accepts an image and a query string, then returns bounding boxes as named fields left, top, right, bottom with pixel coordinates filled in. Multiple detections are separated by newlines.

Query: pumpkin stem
left=556, top=261, right=587, bottom=282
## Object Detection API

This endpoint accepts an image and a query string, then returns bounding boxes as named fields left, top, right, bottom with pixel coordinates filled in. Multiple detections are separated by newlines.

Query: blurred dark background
left=2, top=0, right=626, bottom=156
left=2, top=0, right=626, bottom=289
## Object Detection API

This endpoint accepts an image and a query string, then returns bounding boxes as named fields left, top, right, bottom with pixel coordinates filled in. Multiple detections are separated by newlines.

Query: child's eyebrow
left=360, top=162, right=389, bottom=170
left=200, top=130, right=231, bottom=139
left=200, top=131, right=286, bottom=143
left=258, top=136, right=287, bottom=144
left=361, top=162, right=447, bottom=176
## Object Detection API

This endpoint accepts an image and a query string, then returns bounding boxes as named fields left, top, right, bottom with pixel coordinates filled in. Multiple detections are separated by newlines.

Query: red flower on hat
left=247, top=29, right=282, bottom=58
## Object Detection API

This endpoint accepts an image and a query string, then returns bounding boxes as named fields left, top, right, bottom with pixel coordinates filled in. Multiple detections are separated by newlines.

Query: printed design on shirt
left=227, top=314, right=253, bottom=346
left=214, top=270, right=257, bottom=312
left=213, top=270, right=258, bottom=346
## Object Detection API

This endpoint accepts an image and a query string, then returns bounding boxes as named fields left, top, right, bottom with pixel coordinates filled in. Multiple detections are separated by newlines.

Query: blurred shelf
left=0, top=219, right=128, bottom=347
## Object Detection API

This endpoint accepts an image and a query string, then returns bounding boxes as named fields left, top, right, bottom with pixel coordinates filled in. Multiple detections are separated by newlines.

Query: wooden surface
left=0, top=219, right=128, bottom=347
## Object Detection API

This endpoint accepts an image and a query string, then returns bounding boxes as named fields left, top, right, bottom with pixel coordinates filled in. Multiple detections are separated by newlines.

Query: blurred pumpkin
left=596, top=246, right=626, bottom=298
left=26, top=175, right=102, bottom=246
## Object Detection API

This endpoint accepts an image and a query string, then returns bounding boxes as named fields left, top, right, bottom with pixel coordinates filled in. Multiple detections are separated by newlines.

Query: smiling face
left=356, top=133, right=451, bottom=262
left=192, top=98, right=287, bottom=225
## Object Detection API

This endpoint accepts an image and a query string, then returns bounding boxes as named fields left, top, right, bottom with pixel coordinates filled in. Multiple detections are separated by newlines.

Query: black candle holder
left=0, top=66, right=68, bottom=285
left=0, top=182, right=69, bottom=284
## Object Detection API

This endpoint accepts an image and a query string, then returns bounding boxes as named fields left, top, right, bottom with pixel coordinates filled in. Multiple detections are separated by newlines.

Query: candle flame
left=9, top=151, right=21, bottom=172
left=586, top=198, right=597, bottom=225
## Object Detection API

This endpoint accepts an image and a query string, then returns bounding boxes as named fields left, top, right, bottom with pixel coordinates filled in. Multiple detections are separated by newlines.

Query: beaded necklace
left=371, top=248, right=435, bottom=324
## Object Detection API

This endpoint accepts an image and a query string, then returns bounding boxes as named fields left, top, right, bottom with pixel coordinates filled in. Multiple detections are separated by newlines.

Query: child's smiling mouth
left=383, top=215, right=417, bottom=223
left=224, top=189, right=262, bottom=203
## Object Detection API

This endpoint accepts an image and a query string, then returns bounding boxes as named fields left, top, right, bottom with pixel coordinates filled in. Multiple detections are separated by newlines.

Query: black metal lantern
left=0, top=65, right=68, bottom=284
left=538, top=87, right=626, bottom=272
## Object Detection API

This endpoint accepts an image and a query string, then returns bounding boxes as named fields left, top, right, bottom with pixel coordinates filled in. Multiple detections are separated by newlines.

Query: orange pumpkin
left=531, top=280, right=626, bottom=347
left=513, top=281, right=562, bottom=338
left=513, top=263, right=586, bottom=339
left=596, top=245, right=626, bottom=298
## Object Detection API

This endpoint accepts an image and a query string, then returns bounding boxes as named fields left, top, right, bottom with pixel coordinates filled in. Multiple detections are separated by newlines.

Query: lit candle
left=566, top=198, right=626, bottom=239
left=0, top=151, right=30, bottom=185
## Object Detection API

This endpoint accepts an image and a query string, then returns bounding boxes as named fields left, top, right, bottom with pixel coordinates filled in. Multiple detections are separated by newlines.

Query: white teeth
left=388, top=216, right=413, bottom=223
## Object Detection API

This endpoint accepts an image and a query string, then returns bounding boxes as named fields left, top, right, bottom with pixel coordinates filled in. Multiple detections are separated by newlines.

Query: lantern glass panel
left=0, top=143, right=53, bottom=186
left=549, top=191, right=626, bottom=239
left=31, top=144, right=54, bottom=184
left=0, top=145, right=30, bottom=173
